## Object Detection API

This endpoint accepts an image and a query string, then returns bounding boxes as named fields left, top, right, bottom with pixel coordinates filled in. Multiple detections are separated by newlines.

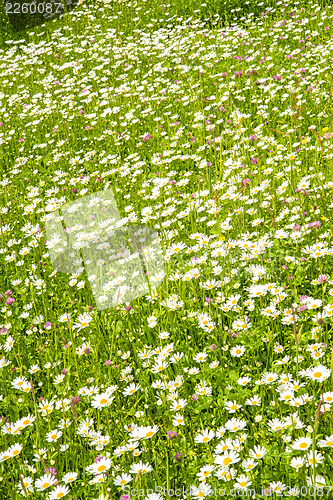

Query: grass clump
left=1, top=0, right=333, bottom=498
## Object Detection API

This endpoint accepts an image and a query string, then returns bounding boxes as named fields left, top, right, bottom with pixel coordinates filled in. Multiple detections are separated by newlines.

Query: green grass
left=1, top=0, right=333, bottom=498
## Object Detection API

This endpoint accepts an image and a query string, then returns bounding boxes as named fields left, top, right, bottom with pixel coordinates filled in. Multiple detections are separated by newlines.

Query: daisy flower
left=291, top=437, right=312, bottom=451
left=214, top=466, right=236, bottom=481
left=48, top=484, right=70, bottom=499
left=306, top=451, right=325, bottom=466
left=170, top=399, right=187, bottom=411
left=249, top=445, right=267, bottom=459
left=62, top=472, right=78, bottom=483
left=194, top=429, right=215, bottom=444
left=16, top=414, right=35, bottom=429
left=237, top=377, right=251, bottom=386
left=122, top=383, right=140, bottom=396
left=193, top=352, right=208, bottom=363
left=269, top=482, right=287, bottom=493
left=17, top=476, right=33, bottom=495
left=113, top=473, right=132, bottom=487
left=172, top=413, right=185, bottom=426
left=28, top=364, right=40, bottom=374
left=91, top=393, right=114, bottom=409
left=35, top=474, right=57, bottom=491
left=190, top=483, right=213, bottom=498
left=215, top=426, right=226, bottom=438
left=230, top=345, right=246, bottom=357
left=196, top=464, right=216, bottom=481
left=290, top=457, right=305, bottom=470
left=8, top=443, right=23, bottom=458
left=214, top=450, right=241, bottom=467
left=234, top=474, right=252, bottom=490
left=46, top=429, right=62, bottom=442
left=137, top=425, right=159, bottom=439
left=241, top=458, right=258, bottom=471
left=89, top=474, right=106, bottom=485
left=86, top=457, right=112, bottom=475
left=318, top=435, right=333, bottom=448
left=321, top=392, right=333, bottom=404
left=58, top=313, right=72, bottom=323
left=4, top=336, right=14, bottom=352
left=225, top=418, right=247, bottom=432
left=128, top=461, right=153, bottom=474
left=72, top=312, right=93, bottom=331
left=245, top=396, right=261, bottom=406
left=306, top=365, right=330, bottom=382
left=225, top=401, right=242, bottom=413
left=267, top=418, right=285, bottom=432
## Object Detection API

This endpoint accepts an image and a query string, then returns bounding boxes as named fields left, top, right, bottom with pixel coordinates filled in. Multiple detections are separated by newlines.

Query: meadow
left=1, top=0, right=333, bottom=497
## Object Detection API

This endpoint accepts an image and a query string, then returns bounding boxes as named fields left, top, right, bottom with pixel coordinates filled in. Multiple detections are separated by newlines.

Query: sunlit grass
left=0, top=0, right=333, bottom=498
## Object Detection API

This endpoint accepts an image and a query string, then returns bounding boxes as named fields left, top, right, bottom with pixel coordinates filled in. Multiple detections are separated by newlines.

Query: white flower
left=72, top=312, right=92, bottom=331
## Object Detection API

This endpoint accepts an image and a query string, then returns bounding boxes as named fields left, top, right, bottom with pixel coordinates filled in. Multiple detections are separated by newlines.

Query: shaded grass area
left=1, top=0, right=333, bottom=497
left=1, top=0, right=332, bottom=47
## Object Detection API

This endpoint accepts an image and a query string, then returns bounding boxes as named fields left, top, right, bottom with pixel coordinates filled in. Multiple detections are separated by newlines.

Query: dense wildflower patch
left=1, top=0, right=333, bottom=497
